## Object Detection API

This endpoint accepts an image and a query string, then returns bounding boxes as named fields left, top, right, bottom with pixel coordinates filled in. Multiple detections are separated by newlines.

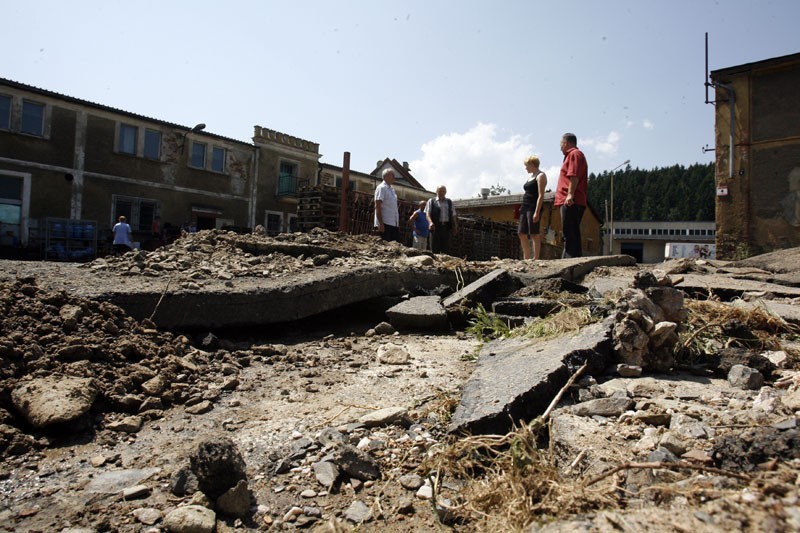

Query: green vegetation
left=587, top=162, right=715, bottom=222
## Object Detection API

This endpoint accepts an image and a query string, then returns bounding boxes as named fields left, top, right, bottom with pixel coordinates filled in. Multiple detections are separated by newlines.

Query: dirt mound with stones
left=0, top=277, right=258, bottom=458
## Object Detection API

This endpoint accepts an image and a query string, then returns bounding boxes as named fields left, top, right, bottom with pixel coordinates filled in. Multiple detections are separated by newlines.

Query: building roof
left=710, top=52, right=800, bottom=80
left=0, top=77, right=254, bottom=147
left=453, top=191, right=604, bottom=224
left=370, top=158, right=428, bottom=191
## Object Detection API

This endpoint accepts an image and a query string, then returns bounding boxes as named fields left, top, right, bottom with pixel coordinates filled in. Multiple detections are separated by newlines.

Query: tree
left=489, top=183, right=510, bottom=196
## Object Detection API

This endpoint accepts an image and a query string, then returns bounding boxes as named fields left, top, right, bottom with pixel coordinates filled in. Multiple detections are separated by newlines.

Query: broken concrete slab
left=442, top=269, right=521, bottom=310
left=385, top=296, right=449, bottom=331
left=734, top=299, right=800, bottom=326
left=448, top=317, right=614, bottom=435
left=509, top=255, right=636, bottom=285
left=675, top=273, right=800, bottom=300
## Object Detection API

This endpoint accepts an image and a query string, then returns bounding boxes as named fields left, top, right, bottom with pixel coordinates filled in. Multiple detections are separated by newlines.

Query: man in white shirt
left=374, top=169, right=400, bottom=242
left=426, top=185, right=458, bottom=254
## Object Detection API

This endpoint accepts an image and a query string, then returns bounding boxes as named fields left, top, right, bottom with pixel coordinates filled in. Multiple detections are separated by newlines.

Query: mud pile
left=0, top=278, right=253, bottom=458
left=82, top=227, right=438, bottom=287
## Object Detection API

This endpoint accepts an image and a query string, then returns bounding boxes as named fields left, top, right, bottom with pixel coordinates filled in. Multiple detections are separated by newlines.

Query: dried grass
left=423, top=422, right=616, bottom=530
left=513, top=306, right=598, bottom=341
left=681, top=297, right=800, bottom=358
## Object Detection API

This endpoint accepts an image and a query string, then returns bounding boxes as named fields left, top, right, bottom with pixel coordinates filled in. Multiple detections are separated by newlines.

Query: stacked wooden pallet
left=297, top=185, right=340, bottom=232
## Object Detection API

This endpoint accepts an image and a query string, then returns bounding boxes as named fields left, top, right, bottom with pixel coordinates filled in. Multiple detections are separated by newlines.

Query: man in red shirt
left=555, top=132, right=589, bottom=258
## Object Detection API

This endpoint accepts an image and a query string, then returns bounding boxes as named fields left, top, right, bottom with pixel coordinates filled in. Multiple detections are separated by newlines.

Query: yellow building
left=452, top=192, right=603, bottom=259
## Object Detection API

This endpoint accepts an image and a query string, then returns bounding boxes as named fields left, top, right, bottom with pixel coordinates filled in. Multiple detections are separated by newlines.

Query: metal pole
left=610, top=174, right=614, bottom=255
left=339, top=152, right=351, bottom=232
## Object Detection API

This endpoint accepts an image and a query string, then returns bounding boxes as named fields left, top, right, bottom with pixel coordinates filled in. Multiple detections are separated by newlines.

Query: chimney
left=403, top=161, right=410, bottom=171
left=480, top=188, right=490, bottom=199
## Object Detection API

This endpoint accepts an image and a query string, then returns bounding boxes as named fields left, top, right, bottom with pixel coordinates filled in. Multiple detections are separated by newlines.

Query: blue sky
left=2, top=0, right=798, bottom=199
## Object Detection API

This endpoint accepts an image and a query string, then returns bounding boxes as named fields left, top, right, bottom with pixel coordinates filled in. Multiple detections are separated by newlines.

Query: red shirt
left=555, top=147, right=588, bottom=206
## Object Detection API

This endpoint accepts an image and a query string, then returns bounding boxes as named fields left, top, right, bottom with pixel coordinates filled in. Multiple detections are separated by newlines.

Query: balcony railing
left=277, top=173, right=298, bottom=197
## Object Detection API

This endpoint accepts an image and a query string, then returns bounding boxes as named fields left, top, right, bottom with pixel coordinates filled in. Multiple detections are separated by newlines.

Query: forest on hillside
left=586, top=162, right=715, bottom=222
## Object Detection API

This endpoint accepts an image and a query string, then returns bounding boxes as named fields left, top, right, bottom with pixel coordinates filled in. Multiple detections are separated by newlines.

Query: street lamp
left=609, top=159, right=630, bottom=255
left=180, top=123, right=206, bottom=154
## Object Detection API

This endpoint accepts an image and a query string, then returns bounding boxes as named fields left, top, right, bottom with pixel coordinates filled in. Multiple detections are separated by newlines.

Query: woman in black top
left=518, top=155, right=548, bottom=259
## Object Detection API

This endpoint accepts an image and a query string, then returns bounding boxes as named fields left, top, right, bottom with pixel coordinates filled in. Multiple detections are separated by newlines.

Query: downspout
left=716, top=81, right=736, bottom=179
left=249, top=145, right=260, bottom=229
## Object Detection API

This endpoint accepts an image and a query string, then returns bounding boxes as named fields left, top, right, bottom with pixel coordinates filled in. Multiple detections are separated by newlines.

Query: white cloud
left=643, top=119, right=654, bottom=130
left=582, top=131, right=620, bottom=157
left=410, top=123, right=535, bottom=200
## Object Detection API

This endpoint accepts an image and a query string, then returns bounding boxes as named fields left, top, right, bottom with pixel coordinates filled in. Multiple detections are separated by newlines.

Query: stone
left=646, top=286, right=687, bottom=323
left=186, top=401, right=213, bottom=415
left=312, top=461, right=339, bottom=489
left=106, top=416, right=143, bottom=433
left=122, top=484, right=151, bottom=500
left=216, top=479, right=250, bottom=518
left=571, top=397, right=634, bottom=418
left=170, top=467, right=199, bottom=497
left=358, top=407, right=409, bottom=428
left=728, top=365, right=765, bottom=390
left=399, top=474, right=424, bottom=490
left=616, top=364, right=642, bottom=377
left=11, top=376, right=96, bottom=429
left=649, top=321, right=678, bottom=349
left=491, top=297, right=560, bottom=318
left=132, top=507, right=162, bottom=525
left=163, top=505, right=216, bottom=533
left=377, top=343, right=410, bottom=365
left=344, top=500, right=372, bottom=523
left=659, top=432, right=687, bottom=456
left=669, top=413, right=713, bottom=440
left=416, top=484, right=433, bottom=499
left=189, top=437, right=248, bottom=500
left=85, top=468, right=161, bottom=495
left=373, top=322, right=396, bottom=335
left=334, top=445, right=381, bottom=481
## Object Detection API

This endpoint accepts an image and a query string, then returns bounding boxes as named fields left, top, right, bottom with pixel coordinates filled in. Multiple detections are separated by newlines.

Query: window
left=21, top=100, right=45, bottom=136
left=119, top=124, right=138, bottom=154
left=191, top=142, right=206, bottom=168
left=0, top=95, right=10, bottom=130
left=278, top=160, right=298, bottom=196
left=265, top=211, right=283, bottom=236
left=144, top=129, right=161, bottom=160
left=113, top=195, right=159, bottom=232
left=211, top=147, right=226, bottom=173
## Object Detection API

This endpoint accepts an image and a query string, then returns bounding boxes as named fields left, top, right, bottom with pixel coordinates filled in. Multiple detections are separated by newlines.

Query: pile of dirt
left=82, top=228, right=450, bottom=287
left=0, top=277, right=257, bottom=458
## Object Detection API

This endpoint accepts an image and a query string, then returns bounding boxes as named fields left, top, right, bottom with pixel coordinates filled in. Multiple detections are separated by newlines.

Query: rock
left=141, top=375, right=167, bottom=396
left=416, top=484, right=433, bottom=499
left=106, top=416, right=143, bottom=433
left=132, top=507, right=162, bottom=525
left=728, top=365, right=765, bottom=390
left=669, top=414, right=713, bottom=440
left=170, top=467, right=199, bottom=497
left=122, top=484, right=151, bottom=500
left=399, top=474, right=424, bottom=490
left=11, top=376, right=97, bottom=429
left=312, top=461, right=340, bottom=489
left=85, top=468, right=161, bottom=495
left=344, top=500, right=372, bottom=524
left=334, top=445, right=381, bottom=481
left=645, top=286, right=687, bottom=323
left=571, top=397, right=634, bottom=418
left=659, top=432, right=688, bottom=456
left=377, top=343, right=411, bottom=365
left=163, top=505, right=216, bottom=533
left=216, top=479, right=250, bottom=518
left=617, top=364, right=642, bottom=377
left=186, top=401, right=213, bottom=415
left=358, top=407, right=409, bottom=428
left=649, top=321, right=678, bottom=349
left=765, top=350, right=789, bottom=368
left=189, top=437, right=248, bottom=500
left=373, top=322, right=396, bottom=335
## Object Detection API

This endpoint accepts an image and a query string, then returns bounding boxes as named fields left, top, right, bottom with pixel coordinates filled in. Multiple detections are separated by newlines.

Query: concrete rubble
left=1, top=228, right=800, bottom=531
